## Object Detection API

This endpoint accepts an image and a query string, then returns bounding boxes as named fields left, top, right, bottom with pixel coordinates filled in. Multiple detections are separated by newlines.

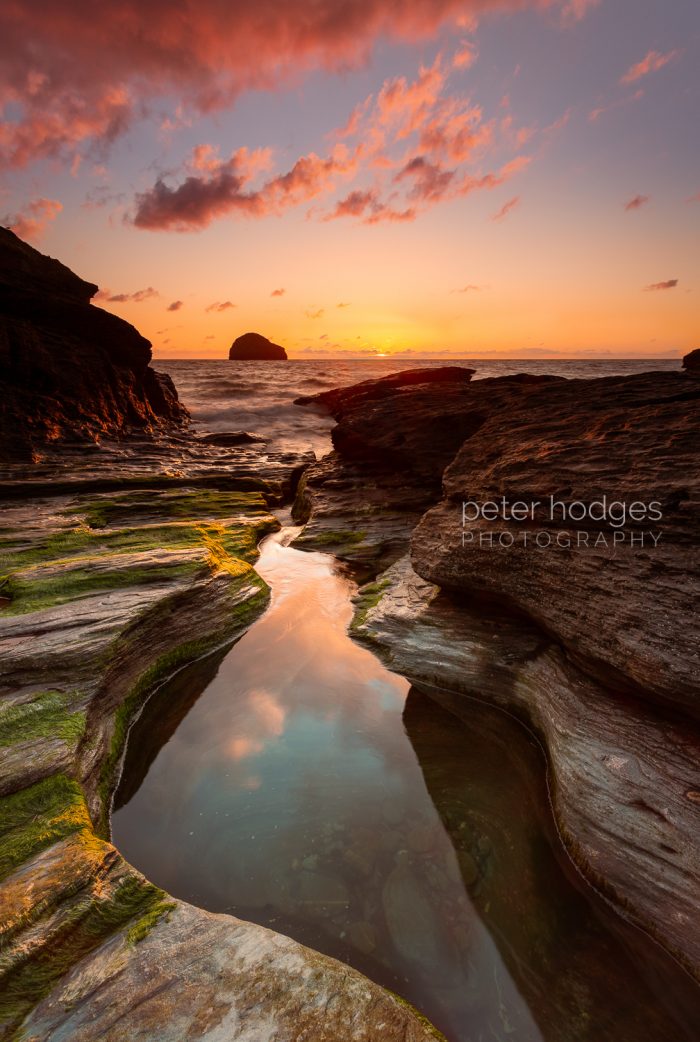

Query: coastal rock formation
left=0, top=241, right=440, bottom=1042
left=294, top=363, right=700, bottom=983
left=293, top=370, right=563, bottom=573
left=0, top=486, right=438, bottom=1042
left=411, top=371, right=700, bottom=717
left=229, top=331, right=287, bottom=360
left=0, top=229, right=188, bottom=462
left=683, top=347, right=700, bottom=375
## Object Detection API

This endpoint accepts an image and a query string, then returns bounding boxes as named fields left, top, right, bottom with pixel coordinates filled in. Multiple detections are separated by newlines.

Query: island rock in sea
left=229, top=331, right=287, bottom=360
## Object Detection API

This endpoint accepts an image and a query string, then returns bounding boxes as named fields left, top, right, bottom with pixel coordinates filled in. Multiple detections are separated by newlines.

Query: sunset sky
left=2, top=0, right=698, bottom=358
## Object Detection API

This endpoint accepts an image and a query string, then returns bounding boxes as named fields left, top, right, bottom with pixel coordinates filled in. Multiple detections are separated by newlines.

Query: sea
left=157, top=358, right=682, bottom=458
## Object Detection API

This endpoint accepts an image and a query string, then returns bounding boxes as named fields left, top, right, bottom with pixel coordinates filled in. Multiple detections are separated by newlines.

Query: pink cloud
left=205, top=300, right=236, bottom=312
left=5, top=197, right=62, bottom=242
left=624, top=194, right=650, bottom=211
left=270, top=287, right=286, bottom=297
left=452, top=41, right=479, bottom=69
left=620, top=49, right=679, bottom=87
left=644, top=279, right=678, bottom=292
left=395, top=156, right=455, bottom=202
left=94, top=286, right=159, bottom=303
left=133, top=144, right=356, bottom=229
left=326, top=188, right=415, bottom=224
left=492, top=195, right=520, bottom=221
left=167, top=299, right=183, bottom=311
left=559, top=0, right=601, bottom=24
left=0, top=1, right=575, bottom=169
left=130, top=42, right=534, bottom=232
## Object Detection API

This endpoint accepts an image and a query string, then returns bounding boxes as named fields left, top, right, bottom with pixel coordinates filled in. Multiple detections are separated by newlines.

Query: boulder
left=229, top=331, right=287, bottom=360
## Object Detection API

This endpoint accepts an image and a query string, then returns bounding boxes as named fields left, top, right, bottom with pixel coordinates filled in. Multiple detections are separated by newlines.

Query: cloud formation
left=130, top=49, right=533, bottom=231
left=560, top=0, right=601, bottom=23
left=205, top=300, right=236, bottom=312
left=644, top=279, right=678, bottom=291
left=620, top=50, right=678, bottom=87
left=167, top=300, right=183, bottom=311
left=94, top=286, right=159, bottom=303
left=624, top=194, right=649, bottom=211
left=5, top=197, right=62, bottom=242
left=132, top=144, right=357, bottom=229
left=0, top=1, right=590, bottom=170
left=270, top=288, right=285, bottom=297
left=491, top=195, right=520, bottom=220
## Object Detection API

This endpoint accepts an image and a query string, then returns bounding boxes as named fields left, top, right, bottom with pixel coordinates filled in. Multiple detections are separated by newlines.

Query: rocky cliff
left=0, top=228, right=188, bottom=462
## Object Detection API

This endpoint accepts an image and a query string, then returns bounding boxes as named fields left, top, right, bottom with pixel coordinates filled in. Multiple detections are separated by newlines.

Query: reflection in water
left=113, top=528, right=695, bottom=1041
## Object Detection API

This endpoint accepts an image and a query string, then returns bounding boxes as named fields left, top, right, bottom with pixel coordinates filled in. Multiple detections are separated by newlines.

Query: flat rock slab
left=20, top=902, right=440, bottom=1042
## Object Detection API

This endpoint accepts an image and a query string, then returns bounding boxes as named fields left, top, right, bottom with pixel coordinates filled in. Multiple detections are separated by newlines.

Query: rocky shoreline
left=1, top=231, right=698, bottom=1039
left=294, top=363, right=700, bottom=983
left=0, top=237, right=443, bottom=1040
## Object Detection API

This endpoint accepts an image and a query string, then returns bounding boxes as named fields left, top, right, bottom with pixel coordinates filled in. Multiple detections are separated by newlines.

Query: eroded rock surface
left=293, top=363, right=700, bottom=987
left=293, top=371, right=561, bottom=576
left=411, top=371, right=700, bottom=716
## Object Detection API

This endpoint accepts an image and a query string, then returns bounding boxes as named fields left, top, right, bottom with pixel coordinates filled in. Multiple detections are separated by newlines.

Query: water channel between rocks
left=112, top=524, right=697, bottom=1042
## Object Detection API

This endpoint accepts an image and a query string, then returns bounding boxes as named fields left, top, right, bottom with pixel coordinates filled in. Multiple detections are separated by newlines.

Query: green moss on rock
left=0, top=775, right=91, bottom=883
left=351, top=579, right=391, bottom=631
left=0, top=873, right=172, bottom=1035
left=0, top=691, right=86, bottom=749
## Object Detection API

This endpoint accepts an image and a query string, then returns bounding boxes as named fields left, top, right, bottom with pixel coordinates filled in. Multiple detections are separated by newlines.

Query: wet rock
left=229, top=331, right=287, bottom=360
left=196, top=431, right=266, bottom=446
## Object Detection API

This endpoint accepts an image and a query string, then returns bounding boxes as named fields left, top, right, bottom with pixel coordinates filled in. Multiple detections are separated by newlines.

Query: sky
left=1, top=0, right=698, bottom=359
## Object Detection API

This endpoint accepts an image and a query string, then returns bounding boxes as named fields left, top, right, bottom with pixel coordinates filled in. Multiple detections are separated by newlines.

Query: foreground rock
left=293, top=370, right=563, bottom=575
left=18, top=900, right=439, bottom=1042
left=411, top=370, right=700, bottom=718
left=294, top=363, right=700, bottom=984
left=0, top=229, right=187, bottom=462
left=229, top=331, right=287, bottom=360
left=0, top=487, right=438, bottom=1042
